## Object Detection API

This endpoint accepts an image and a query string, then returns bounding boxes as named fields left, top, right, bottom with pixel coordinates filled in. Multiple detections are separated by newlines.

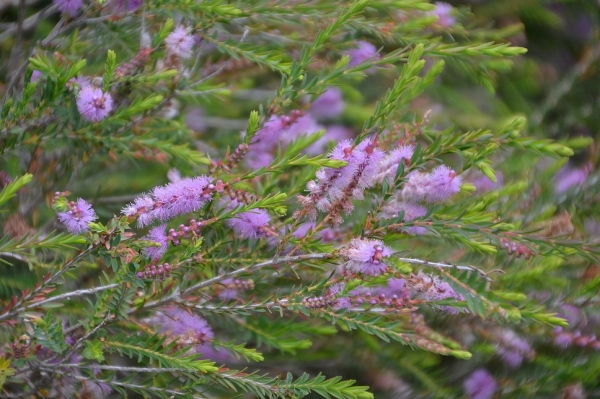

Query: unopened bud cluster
left=137, top=262, right=174, bottom=280
left=345, top=291, right=412, bottom=309
left=500, top=238, right=535, bottom=259
left=168, top=220, right=203, bottom=246
left=115, top=47, right=153, bottom=78
left=554, top=327, right=600, bottom=350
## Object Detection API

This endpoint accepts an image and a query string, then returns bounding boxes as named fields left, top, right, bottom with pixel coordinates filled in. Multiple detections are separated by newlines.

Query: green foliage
left=104, top=333, right=219, bottom=373
left=0, top=174, right=32, bottom=209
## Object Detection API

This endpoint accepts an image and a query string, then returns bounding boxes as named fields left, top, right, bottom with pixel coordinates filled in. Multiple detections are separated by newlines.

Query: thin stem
left=0, top=228, right=119, bottom=322
left=395, top=256, right=494, bottom=281
left=141, top=253, right=334, bottom=311
left=191, top=28, right=250, bottom=87
left=47, top=369, right=209, bottom=398
left=22, top=283, right=120, bottom=310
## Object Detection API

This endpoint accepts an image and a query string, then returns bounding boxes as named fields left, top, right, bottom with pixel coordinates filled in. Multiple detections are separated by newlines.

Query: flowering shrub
left=1, top=0, right=599, bottom=398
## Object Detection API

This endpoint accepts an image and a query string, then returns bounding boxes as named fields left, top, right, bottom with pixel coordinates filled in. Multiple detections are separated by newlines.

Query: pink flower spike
left=156, top=307, right=214, bottom=344
left=165, top=26, right=195, bottom=59
left=57, top=198, right=98, bottom=235
left=377, top=145, right=414, bottom=182
left=141, top=224, right=168, bottom=260
left=342, top=238, right=393, bottom=276
left=224, top=199, right=271, bottom=239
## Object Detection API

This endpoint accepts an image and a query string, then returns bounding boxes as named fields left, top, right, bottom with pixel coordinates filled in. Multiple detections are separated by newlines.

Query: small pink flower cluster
left=222, top=199, right=273, bottom=239
left=76, top=85, right=113, bottom=122
left=340, top=238, right=392, bottom=276
left=122, top=176, right=214, bottom=227
left=401, top=165, right=462, bottom=203
left=165, top=25, right=195, bottom=60
left=57, top=197, right=98, bottom=235
left=380, top=163, right=462, bottom=235
left=154, top=307, right=214, bottom=352
left=296, top=138, right=384, bottom=225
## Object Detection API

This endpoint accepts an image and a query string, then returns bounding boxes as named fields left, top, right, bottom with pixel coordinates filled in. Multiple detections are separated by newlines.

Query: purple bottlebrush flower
left=314, top=139, right=362, bottom=196
left=165, top=26, right=195, bottom=59
left=141, top=224, right=168, bottom=260
left=58, top=198, right=97, bottom=235
left=328, top=282, right=346, bottom=296
left=224, top=201, right=271, bottom=239
left=297, top=137, right=384, bottom=224
left=402, top=164, right=462, bottom=203
left=76, top=85, right=113, bottom=122
left=152, top=176, right=213, bottom=221
left=380, top=199, right=428, bottom=235
left=334, top=297, right=352, bottom=310
left=351, top=139, right=385, bottom=199
left=346, top=41, right=380, bottom=68
left=376, top=145, right=415, bottom=182
left=428, top=165, right=462, bottom=201
left=463, top=369, right=497, bottom=399
left=123, top=176, right=213, bottom=227
left=156, top=307, right=214, bottom=345
left=53, top=0, right=83, bottom=15
left=554, top=162, right=592, bottom=194
left=428, top=2, right=455, bottom=28
left=111, top=0, right=143, bottom=11
left=309, top=87, right=345, bottom=119
left=342, top=238, right=393, bottom=276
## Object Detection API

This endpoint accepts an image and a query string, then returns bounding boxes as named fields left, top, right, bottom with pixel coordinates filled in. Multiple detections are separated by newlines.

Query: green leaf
left=83, top=340, right=105, bottom=362
left=103, top=49, right=117, bottom=91
left=0, top=357, right=15, bottom=389
left=0, top=174, right=32, bottom=208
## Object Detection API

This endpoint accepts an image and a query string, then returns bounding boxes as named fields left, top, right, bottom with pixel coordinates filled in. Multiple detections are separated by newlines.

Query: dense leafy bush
left=1, top=1, right=599, bottom=398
